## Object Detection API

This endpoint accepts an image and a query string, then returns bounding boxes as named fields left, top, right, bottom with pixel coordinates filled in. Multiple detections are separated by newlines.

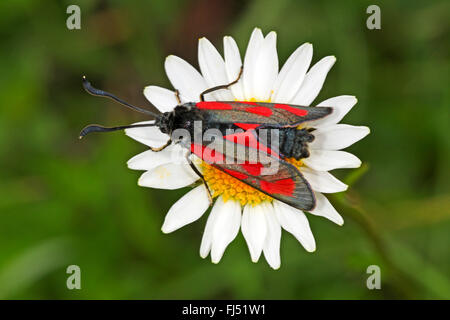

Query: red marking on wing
left=196, top=101, right=233, bottom=110
left=274, top=104, right=308, bottom=116
left=241, top=162, right=264, bottom=176
left=234, top=123, right=260, bottom=130
left=224, top=131, right=258, bottom=148
left=245, top=106, right=273, bottom=117
left=224, top=131, right=280, bottom=159
left=223, top=169, right=249, bottom=180
left=260, top=178, right=295, bottom=196
left=190, top=143, right=225, bottom=163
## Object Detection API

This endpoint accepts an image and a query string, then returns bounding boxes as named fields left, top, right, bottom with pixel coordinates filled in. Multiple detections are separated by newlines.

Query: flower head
left=126, top=28, right=370, bottom=269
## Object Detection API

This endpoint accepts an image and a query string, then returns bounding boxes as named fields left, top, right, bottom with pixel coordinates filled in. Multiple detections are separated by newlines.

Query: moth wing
left=189, top=136, right=315, bottom=211
left=194, top=101, right=332, bottom=129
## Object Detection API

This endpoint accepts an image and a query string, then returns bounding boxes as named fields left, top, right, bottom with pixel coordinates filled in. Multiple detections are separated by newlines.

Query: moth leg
left=150, top=139, right=172, bottom=152
left=186, top=154, right=213, bottom=206
left=174, top=89, right=182, bottom=104
left=200, top=66, right=243, bottom=102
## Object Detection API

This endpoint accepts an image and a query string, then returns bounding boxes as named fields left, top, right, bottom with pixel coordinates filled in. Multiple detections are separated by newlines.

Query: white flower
left=126, top=28, right=370, bottom=269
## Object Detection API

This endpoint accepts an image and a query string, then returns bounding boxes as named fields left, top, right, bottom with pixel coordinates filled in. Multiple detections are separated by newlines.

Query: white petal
left=243, top=28, right=264, bottom=100
left=273, top=200, right=316, bottom=252
left=310, top=95, right=358, bottom=127
left=309, top=192, right=344, bottom=225
left=161, top=185, right=210, bottom=233
left=198, top=37, right=234, bottom=101
left=224, top=36, right=245, bottom=100
left=301, top=167, right=348, bottom=193
left=210, top=198, right=241, bottom=263
left=262, top=203, right=281, bottom=270
left=302, top=150, right=361, bottom=171
left=200, top=197, right=220, bottom=258
left=241, top=203, right=267, bottom=262
left=251, top=31, right=278, bottom=101
left=272, top=43, right=313, bottom=103
left=292, top=56, right=336, bottom=106
left=310, top=124, right=370, bottom=151
left=165, top=55, right=207, bottom=102
left=125, top=121, right=169, bottom=148
left=127, top=144, right=186, bottom=171
left=143, top=86, right=180, bottom=113
left=138, top=163, right=198, bottom=190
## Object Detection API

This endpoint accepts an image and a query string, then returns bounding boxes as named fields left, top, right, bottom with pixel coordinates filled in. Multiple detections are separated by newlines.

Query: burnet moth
left=80, top=67, right=333, bottom=211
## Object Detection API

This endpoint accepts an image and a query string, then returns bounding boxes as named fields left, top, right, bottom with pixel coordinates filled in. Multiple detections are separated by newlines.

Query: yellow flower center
left=284, top=157, right=304, bottom=168
left=198, top=96, right=306, bottom=206
left=200, top=162, right=272, bottom=206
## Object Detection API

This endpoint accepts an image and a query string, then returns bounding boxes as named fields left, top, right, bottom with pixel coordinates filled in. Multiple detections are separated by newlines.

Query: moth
left=80, top=67, right=333, bottom=211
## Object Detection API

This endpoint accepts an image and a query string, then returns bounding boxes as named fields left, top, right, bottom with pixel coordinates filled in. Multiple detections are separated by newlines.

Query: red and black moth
left=80, top=67, right=333, bottom=211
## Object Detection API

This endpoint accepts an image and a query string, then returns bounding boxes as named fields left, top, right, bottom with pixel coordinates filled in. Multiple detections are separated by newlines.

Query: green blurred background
left=0, top=0, right=449, bottom=299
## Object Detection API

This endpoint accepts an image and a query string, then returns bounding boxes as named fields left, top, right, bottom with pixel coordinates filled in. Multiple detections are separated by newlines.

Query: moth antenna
left=82, top=76, right=160, bottom=118
left=79, top=123, right=157, bottom=139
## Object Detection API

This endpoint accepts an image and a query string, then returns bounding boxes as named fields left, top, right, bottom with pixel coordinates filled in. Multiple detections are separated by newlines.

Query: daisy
left=125, top=28, right=370, bottom=269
